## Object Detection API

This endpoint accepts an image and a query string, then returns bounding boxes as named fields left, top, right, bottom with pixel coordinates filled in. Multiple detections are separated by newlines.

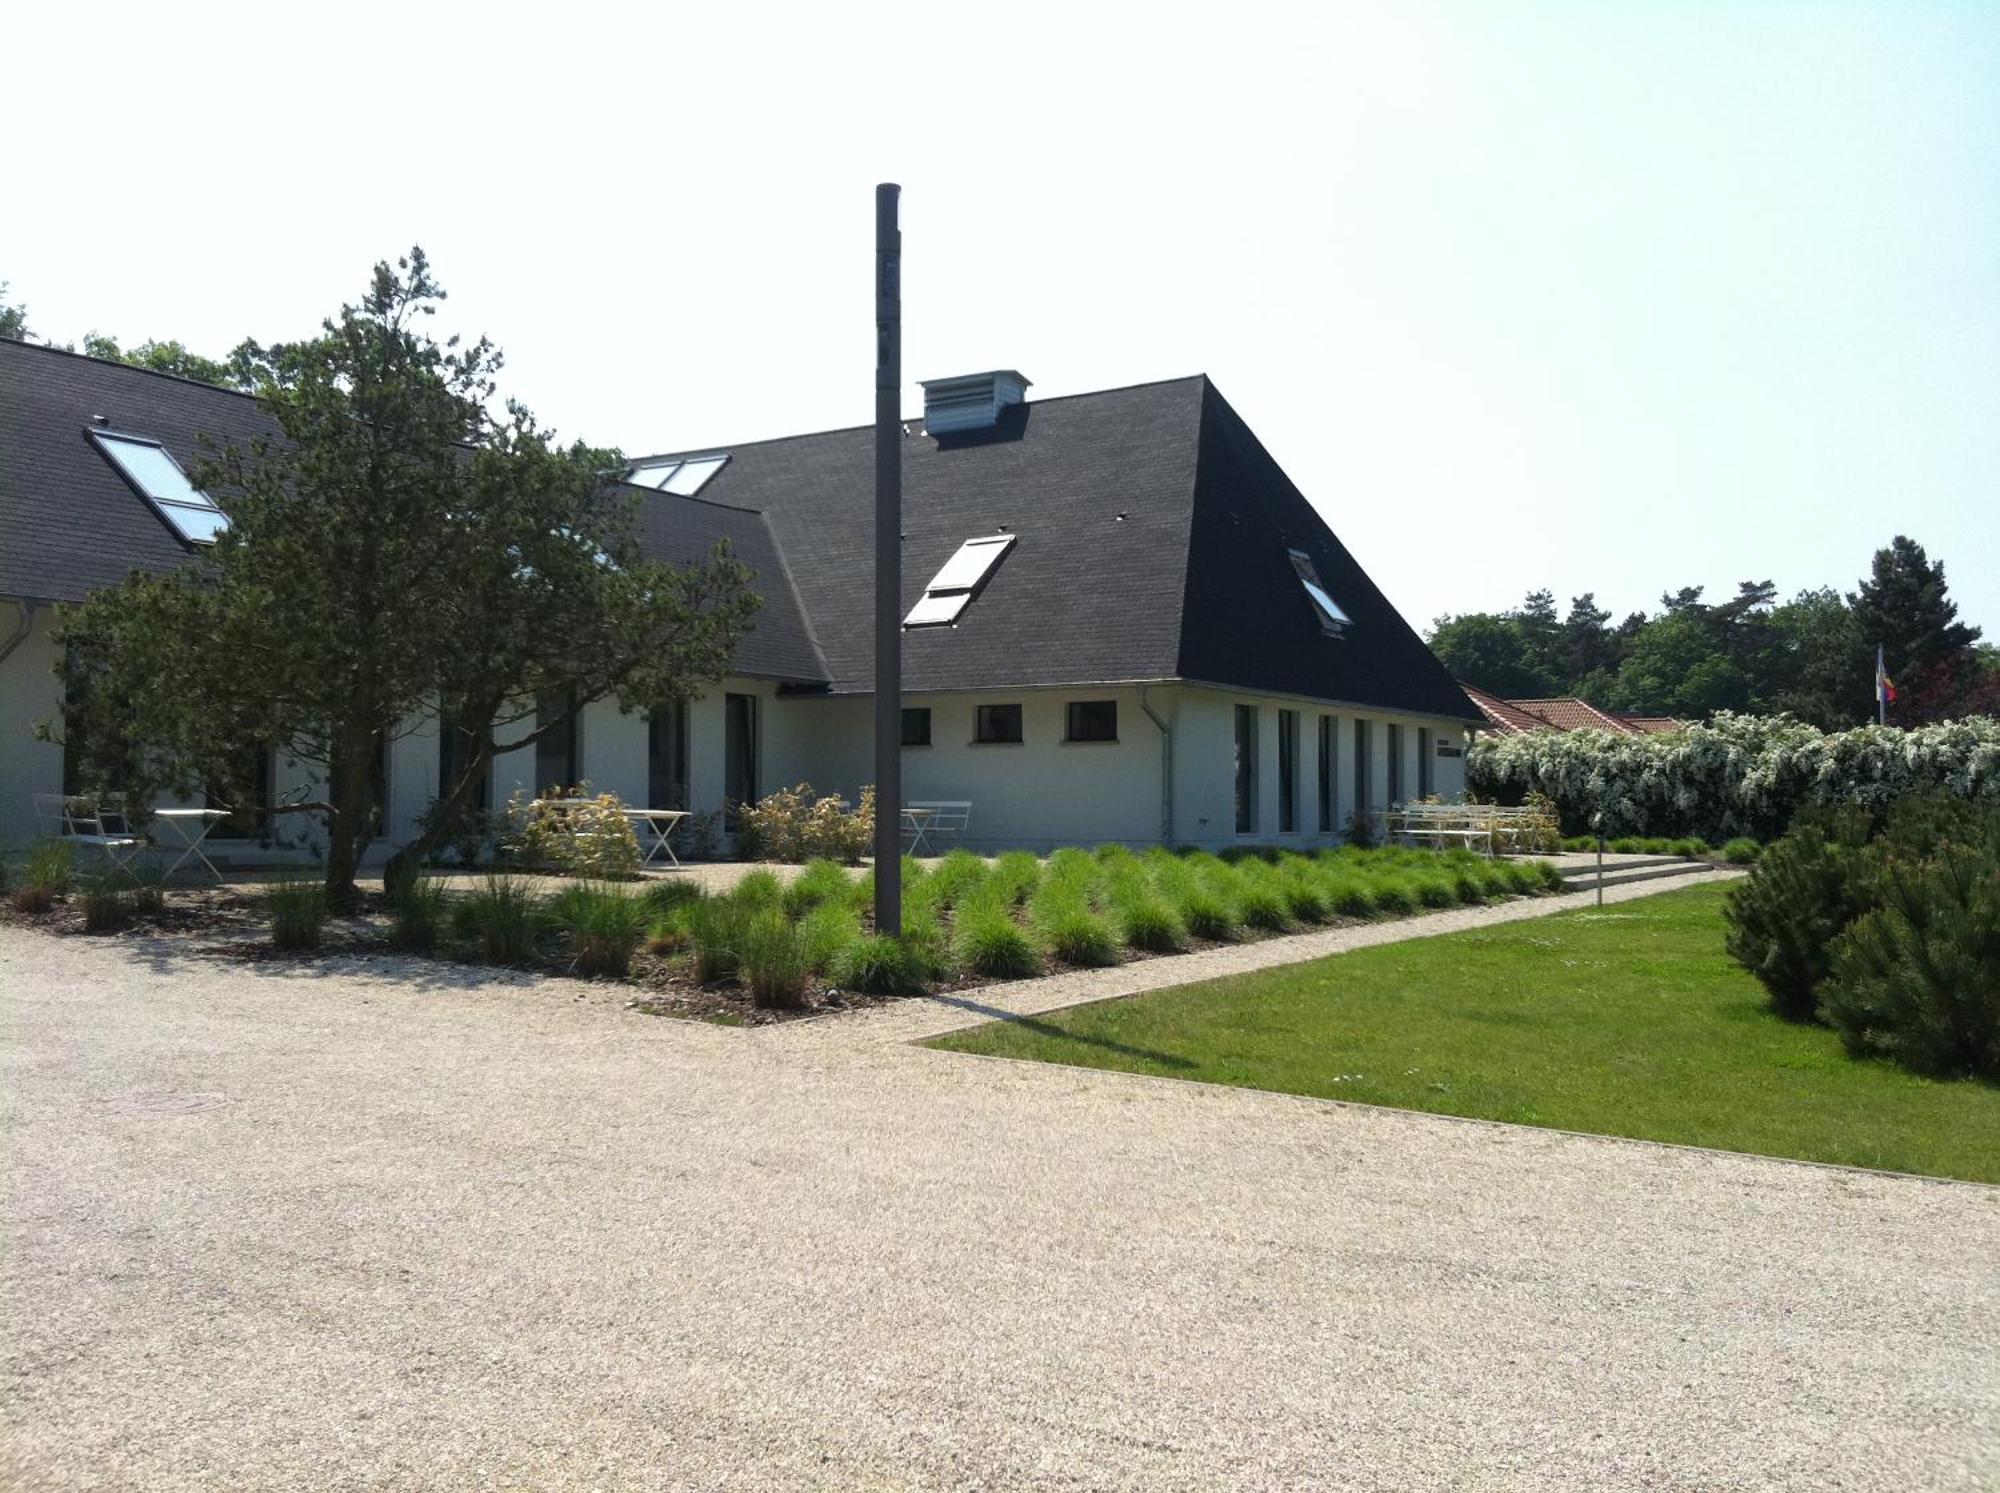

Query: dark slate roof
left=0, top=339, right=825, bottom=683
left=641, top=375, right=1481, bottom=721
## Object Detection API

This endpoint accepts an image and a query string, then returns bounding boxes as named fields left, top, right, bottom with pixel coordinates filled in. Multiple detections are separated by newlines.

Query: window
left=975, top=703, right=1023, bottom=744
left=1234, top=704, right=1259, bottom=834
left=439, top=710, right=490, bottom=813
left=904, top=534, right=1015, bottom=629
left=901, top=707, right=932, bottom=747
left=1277, top=710, right=1299, bottom=832
left=535, top=690, right=579, bottom=792
left=649, top=700, right=689, bottom=809
left=725, top=693, right=758, bottom=815
left=1387, top=723, right=1405, bottom=805
left=91, top=431, right=229, bottom=545
left=1065, top=700, right=1117, bottom=743
left=1287, top=549, right=1351, bottom=637
left=1417, top=728, right=1433, bottom=799
left=366, top=730, right=391, bottom=839
left=628, top=454, right=729, bottom=495
left=1353, top=718, right=1372, bottom=820
left=1317, top=715, right=1337, bottom=832
left=207, top=745, right=273, bottom=840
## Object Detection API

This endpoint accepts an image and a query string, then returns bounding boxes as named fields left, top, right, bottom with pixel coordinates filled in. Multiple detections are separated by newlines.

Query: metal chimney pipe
left=873, top=183, right=903, bottom=937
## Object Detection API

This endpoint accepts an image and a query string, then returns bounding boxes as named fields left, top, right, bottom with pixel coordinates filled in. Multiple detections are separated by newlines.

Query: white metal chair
left=32, top=793, right=147, bottom=870
left=905, top=800, right=971, bottom=852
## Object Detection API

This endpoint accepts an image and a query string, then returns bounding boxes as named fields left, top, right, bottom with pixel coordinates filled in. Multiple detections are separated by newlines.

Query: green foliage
left=1821, top=844, right=2000, bottom=1079
left=1723, top=825, right=1876, bottom=1023
left=796, top=900, right=862, bottom=973
left=1038, top=905, right=1121, bottom=967
left=686, top=898, right=750, bottom=983
left=731, top=868, right=785, bottom=911
left=503, top=786, right=642, bottom=879
left=0, top=281, right=29, bottom=341
left=1116, top=897, right=1186, bottom=952
left=738, top=911, right=810, bottom=1009
left=79, top=874, right=129, bottom=933
left=549, top=883, right=649, bottom=977
left=10, top=840, right=72, bottom=913
left=782, top=858, right=852, bottom=917
left=1722, top=837, right=1762, bottom=864
left=51, top=249, right=757, bottom=901
left=390, top=875, right=448, bottom=953
left=264, top=874, right=330, bottom=951
left=452, top=875, right=546, bottom=965
left=955, top=905, right=1043, bottom=977
left=832, top=935, right=929, bottom=995
left=736, top=785, right=874, bottom=864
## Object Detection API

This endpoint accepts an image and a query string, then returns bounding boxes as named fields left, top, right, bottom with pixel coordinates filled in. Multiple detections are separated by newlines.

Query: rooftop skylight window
left=904, top=533, right=1015, bottom=629
left=1288, top=549, right=1351, bottom=637
left=629, top=454, right=729, bottom=496
left=90, top=430, right=229, bottom=545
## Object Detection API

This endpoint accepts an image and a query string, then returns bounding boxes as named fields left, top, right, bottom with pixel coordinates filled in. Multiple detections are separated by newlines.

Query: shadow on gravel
left=105, top=934, right=563, bottom=994
left=920, top=993, right=1197, bottom=1071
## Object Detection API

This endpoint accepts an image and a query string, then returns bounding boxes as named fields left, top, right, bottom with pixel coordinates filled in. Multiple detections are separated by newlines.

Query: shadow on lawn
left=925, top=993, right=1197, bottom=1072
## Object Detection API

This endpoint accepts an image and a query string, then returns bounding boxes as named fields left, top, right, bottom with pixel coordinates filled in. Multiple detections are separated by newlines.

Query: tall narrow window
left=439, top=711, right=490, bottom=814
left=207, top=745, right=273, bottom=840
left=1417, top=728, right=1433, bottom=799
left=1317, top=715, right=1336, bottom=833
left=724, top=693, right=758, bottom=815
left=1353, top=718, right=1372, bottom=824
left=1234, top=704, right=1259, bottom=835
left=1387, top=723, right=1404, bottom=805
left=649, top=700, right=690, bottom=809
left=1277, top=710, right=1299, bottom=833
left=535, top=690, right=579, bottom=792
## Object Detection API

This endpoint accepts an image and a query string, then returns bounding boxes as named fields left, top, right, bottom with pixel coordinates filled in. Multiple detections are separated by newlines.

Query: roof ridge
left=629, top=372, right=1210, bottom=465
left=0, top=334, right=264, bottom=403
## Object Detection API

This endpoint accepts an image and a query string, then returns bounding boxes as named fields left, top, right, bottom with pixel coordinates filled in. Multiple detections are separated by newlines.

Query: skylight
left=629, top=454, right=729, bottom=496
left=91, top=431, right=229, bottom=545
left=904, top=533, right=1015, bottom=629
left=1288, top=549, right=1351, bottom=636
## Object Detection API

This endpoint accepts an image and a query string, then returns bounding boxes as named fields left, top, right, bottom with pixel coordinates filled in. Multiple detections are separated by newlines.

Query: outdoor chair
left=31, top=793, right=147, bottom=871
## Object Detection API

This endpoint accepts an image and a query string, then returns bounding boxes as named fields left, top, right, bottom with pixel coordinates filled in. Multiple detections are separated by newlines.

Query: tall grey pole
left=873, top=183, right=903, bottom=937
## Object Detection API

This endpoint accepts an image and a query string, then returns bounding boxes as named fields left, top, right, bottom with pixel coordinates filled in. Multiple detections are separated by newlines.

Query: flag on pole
left=1876, top=645, right=1897, bottom=708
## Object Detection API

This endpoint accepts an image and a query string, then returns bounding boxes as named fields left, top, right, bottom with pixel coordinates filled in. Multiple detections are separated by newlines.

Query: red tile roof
left=1508, top=697, right=1641, bottom=733
left=1618, top=714, right=1687, bottom=734
left=1457, top=682, right=1557, bottom=735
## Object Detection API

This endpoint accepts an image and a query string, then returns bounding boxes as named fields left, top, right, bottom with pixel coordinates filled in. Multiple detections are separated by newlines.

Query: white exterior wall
left=0, top=601, right=1474, bottom=861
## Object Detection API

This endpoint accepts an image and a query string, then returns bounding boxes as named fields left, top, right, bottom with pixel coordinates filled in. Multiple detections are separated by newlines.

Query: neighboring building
left=1458, top=682, right=1686, bottom=737
left=1, top=342, right=1481, bottom=856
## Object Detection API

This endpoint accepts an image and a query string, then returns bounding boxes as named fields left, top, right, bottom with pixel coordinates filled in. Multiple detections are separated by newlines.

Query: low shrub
left=1235, top=879, right=1291, bottom=932
left=453, top=875, right=546, bottom=965
left=125, top=867, right=167, bottom=916
left=739, top=910, right=810, bottom=1009
left=1721, top=837, right=1762, bottom=865
left=1821, top=843, right=2000, bottom=1079
left=1609, top=836, right=1645, bottom=854
left=832, top=934, right=928, bottom=995
left=550, top=883, right=649, bottom=977
left=265, top=875, right=330, bottom=951
left=988, top=852, right=1042, bottom=906
left=1413, top=875, right=1457, bottom=909
left=686, top=898, right=749, bottom=983
left=642, top=879, right=704, bottom=915
left=1723, top=826, right=1875, bottom=1022
left=645, top=915, right=689, bottom=955
left=502, top=785, right=642, bottom=879
left=1671, top=837, right=1708, bottom=857
left=781, top=858, right=852, bottom=917
left=1531, top=859, right=1566, bottom=892
left=1562, top=834, right=1597, bottom=852
left=1369, top=879, right=1417, bottom=916
left=1176, top=886, right=1239, bottom=941
left=1325, top=878, right=1376, bottom=918
left=736, top=784, right=875, bottom=864
left=731, top=868, right=785, bottom=911
left=955, top=905, right=1042, bottom=977
left=1449, top=871, right=1488, bottom=905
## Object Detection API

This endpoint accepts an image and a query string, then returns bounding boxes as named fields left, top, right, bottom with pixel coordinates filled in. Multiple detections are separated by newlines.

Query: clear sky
left=7, top=1, right=1994, bottom=636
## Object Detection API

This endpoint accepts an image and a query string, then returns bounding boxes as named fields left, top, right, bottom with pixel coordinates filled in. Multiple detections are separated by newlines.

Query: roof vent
left=918, top=370, right=1031, bottom=435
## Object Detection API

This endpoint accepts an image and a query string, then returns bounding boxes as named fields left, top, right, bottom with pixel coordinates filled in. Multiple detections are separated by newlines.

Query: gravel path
left=3, top=888, right=1996, bottom=1491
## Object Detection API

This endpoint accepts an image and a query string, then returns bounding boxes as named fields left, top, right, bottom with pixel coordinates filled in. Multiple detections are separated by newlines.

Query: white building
left=0, top=344, right=1479, bottom=859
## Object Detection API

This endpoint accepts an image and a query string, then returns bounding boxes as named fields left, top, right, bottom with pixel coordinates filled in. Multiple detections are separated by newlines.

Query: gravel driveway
left=3, top=917, right=1995, bottom=1491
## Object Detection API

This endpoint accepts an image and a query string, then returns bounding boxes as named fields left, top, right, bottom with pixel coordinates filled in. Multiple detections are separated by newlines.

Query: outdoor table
left=622, top=808, right=690, bottom=869
left=151, top=807, right=232, bottom=884
left=900, top=805, right=940, bottom=856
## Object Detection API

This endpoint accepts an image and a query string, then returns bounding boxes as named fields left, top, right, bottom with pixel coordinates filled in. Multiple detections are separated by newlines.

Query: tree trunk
left=382, top=717, right=497, bottom=889
left=322, top=727, right=375, bottom=911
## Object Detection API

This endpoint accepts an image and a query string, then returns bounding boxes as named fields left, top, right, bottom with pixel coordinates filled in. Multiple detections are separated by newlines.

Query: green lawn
left=930, top=883, right=2000, bottom=1184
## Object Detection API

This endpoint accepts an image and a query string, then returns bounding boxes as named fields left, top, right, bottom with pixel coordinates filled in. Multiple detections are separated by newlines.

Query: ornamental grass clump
left=265, top=874, right=330, bottom=951
left=833, top=934, right=928, bottom=995
left=79, top=874, right=129, bottom=933
left=1368, top=878, right=1417, bottom=916
left=1116, top=896, right=1185, bottom=953
left=927, top=849, right=990, bottom=910
left=1038, top=904, right=1121, bottom=967
left=1326, top=878, right=1376, bottom=918
left=954, top=903, right=1042, bottom=977
left=390, top=875, right=448, bottom=953
left=550, top=883, right=650, bottom=978
left=453, top=875, right=547, bottom=966
left=1413, top=874, right=1457, bottom=909
left=781, top=858, right=852, bottom=917
left=797, top=899, right=863, bottom=973
left=988, top=851, right=1043, bottom=906
left=1722, top=837, right=1762, bottom=865
left=11, top=839, right=72, bottom=914
left=738, top=910, right=810, bottom=1009
left=686, top=897, right=750, bottom=983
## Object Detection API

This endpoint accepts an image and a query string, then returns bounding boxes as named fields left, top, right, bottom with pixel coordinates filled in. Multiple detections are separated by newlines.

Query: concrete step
left=1561, top=859, right=1716, bottom=891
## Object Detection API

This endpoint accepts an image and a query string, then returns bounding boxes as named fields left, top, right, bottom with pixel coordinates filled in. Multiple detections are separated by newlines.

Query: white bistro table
left=899, top=805, right=940, bottom=856
left=151, top=807, right=233, bottom=884
left=622, top=808, right=690, bottom=869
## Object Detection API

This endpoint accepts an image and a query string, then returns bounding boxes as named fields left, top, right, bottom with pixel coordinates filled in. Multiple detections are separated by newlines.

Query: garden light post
left=874, top=183, right=903, bottom=936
